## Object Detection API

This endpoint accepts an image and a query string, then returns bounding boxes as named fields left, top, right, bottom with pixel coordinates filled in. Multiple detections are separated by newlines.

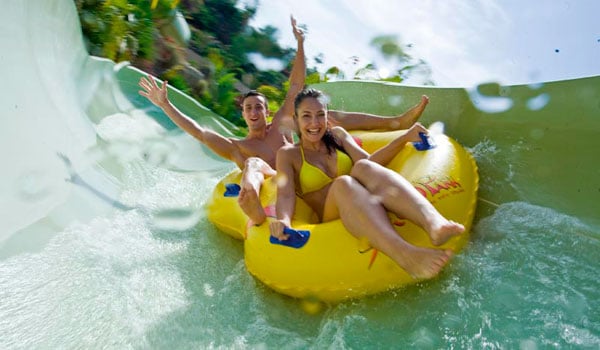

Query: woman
left=269, top=89, right=465, bottom=279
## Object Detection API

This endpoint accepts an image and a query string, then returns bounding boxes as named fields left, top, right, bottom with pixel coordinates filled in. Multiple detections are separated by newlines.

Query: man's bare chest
left=239, top=134, right=287, bottom=159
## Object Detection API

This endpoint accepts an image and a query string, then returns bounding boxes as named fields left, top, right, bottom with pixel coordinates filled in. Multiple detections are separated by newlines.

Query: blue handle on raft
left=223, top=183, right=241, bottom=197
left=413, top=132, right=436, bottom=151
left=270, top=227, right=310, bottom=249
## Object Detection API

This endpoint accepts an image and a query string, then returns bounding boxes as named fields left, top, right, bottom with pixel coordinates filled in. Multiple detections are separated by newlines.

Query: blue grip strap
left=223, top=183, right=241, bottom=197
left=270, top=227, right=310, bottom=249
left=413, top=132, right=436, bottom=151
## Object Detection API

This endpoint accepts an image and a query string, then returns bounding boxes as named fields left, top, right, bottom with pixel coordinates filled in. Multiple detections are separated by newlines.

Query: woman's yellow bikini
left=298, top=146, right=353, bottom=195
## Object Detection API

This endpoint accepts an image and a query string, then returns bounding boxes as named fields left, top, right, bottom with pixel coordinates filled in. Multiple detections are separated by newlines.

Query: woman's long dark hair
left=294, top=88, right=343, bottom=154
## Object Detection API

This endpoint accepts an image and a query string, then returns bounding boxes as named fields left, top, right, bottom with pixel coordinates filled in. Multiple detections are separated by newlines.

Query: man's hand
left=139, top=76, right=169, bottom=108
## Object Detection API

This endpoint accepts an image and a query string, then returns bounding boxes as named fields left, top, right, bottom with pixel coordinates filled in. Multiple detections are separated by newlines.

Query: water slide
left=4, top=1, right=598, bottom=243
left=2, top=0, right=598, bottom=348
left=1, top=0, right=240, bottom=250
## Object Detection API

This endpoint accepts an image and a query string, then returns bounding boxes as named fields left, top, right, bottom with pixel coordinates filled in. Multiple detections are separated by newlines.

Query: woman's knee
left=328, top=175, right=354, bottom=194
left=351, top=159, right=379, bottom=178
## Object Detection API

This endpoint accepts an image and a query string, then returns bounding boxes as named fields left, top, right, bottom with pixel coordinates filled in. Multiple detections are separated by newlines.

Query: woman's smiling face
left=295, top=97, right=328, bottom=142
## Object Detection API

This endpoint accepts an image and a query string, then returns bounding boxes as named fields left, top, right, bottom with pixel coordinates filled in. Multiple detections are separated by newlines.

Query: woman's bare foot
left=392, top=244, right=453, bottom=279
left=429, top=220, right=465, bottom=246
left=396, top=95, right=429, bottom=129
left=238, top=187, right=266, bottom=225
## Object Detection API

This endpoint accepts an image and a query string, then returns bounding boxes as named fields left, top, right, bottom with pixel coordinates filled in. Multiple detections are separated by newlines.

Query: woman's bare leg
left=323, top=176, right=452, bottom=279
left=350, top=160, right=464, bottom=246
left=238, top=157, right=276, bottom=225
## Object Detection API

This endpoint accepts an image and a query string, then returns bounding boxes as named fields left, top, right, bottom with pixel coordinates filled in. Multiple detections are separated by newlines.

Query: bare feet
left=238, top=187, right=266, bottom=225
left=430, top=220, right=465, bottom=246
left=396, top=95, right=429, bottom=129
left=392, top=244, right=453, bottom=280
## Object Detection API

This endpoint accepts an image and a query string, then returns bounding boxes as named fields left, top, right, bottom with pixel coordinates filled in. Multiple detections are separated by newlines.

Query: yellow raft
left=207, top=130, right=479, bottom=303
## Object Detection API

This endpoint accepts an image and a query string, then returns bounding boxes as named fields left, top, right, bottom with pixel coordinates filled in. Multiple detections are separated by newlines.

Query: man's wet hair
left=238, top=90, right=268, bottom=110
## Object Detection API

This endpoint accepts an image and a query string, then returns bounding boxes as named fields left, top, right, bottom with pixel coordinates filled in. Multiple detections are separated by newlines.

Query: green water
left=1, top=0, right=598, bottom=348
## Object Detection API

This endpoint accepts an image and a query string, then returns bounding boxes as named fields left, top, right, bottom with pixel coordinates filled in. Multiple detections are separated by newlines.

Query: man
left=139, top=16, right=429, bottom=225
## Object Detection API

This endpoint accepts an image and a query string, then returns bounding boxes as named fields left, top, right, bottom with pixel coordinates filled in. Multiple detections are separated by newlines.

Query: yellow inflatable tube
left=207, top=130, right=479, bottom=302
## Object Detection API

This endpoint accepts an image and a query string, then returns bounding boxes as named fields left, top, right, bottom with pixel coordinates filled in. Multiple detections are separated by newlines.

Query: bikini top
left=298, top=146, right=353, bottom=195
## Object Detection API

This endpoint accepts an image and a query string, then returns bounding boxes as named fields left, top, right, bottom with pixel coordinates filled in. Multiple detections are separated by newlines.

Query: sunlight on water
left=0, top=211, right=190, bottom=348
left=314, top=201, right=600, bottom=349
left=465, top=202, right=600, bottom=348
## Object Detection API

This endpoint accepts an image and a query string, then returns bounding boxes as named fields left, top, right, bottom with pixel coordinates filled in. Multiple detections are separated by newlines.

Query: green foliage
left=188, top=0, right=249, bottom=45
left=76, top=0, right=155, bottom=61
left=370, top=35, right=411, bottom=64
left=306, top=34, right=432, bottom=85
left=76, top=0, right=432, bottom=130
left=353, top=63, right=378, bottom=80
left=257, top=85, right=284, bottom=119
left=197, top=49, right=244, bottom=126
left=305, top=71, right=323, bottom=85
left=163, top=66, right=192, bottom=94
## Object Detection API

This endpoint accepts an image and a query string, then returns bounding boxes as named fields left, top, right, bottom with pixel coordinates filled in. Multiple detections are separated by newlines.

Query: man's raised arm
left=139, top=76, right=245, bottom=168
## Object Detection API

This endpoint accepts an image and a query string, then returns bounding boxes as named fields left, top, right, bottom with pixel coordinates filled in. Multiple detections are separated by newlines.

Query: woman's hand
left=139, top=76, right=169, bottom=108
left=291, top=15, right=304, bottom=43
left=269, top=219, right=290, bottom=240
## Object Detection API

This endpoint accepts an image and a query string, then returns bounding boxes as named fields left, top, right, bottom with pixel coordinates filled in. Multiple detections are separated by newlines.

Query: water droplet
left=467, top=84, right=514, bottom=113
left=387, top=95, right=403, bottom=107
left=526, top=93, right=550, bottom=111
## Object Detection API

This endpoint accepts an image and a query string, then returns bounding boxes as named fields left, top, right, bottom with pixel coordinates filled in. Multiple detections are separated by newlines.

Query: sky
left=244, top=0, right=600, bottom=87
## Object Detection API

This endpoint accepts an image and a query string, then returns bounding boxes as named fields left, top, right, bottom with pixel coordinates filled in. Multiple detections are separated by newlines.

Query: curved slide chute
left=2, top=0, right=599, bottom=253
left=0, top=0, right=238, bottom=252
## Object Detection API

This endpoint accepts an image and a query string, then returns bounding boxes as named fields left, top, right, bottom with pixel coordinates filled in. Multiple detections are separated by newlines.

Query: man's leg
left=329, top=95, right=429, bottom=130
left=238, top=157, right=276, bottom=225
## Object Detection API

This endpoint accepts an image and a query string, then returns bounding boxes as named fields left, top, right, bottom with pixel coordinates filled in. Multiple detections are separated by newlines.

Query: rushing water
left=1, top=0, right=599, bottom=348
left=1, top=118, right=598, bottom=348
